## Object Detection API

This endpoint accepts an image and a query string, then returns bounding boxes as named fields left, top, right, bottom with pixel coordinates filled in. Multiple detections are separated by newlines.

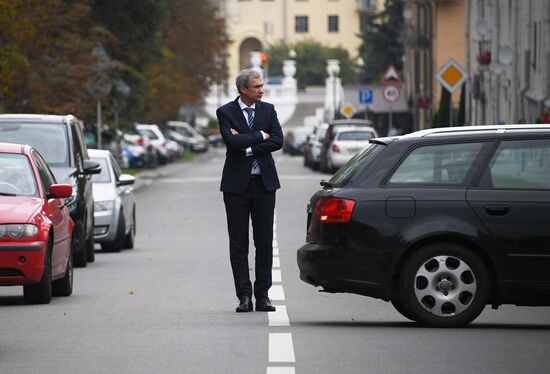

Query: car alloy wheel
left=399, top=243, right=490, bottom=327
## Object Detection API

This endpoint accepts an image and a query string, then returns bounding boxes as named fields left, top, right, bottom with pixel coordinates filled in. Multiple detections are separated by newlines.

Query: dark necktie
left=244, top=107, right=260, bottom=173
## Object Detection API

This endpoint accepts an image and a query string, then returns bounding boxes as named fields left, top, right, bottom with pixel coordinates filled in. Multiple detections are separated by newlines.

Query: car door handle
left=484, top=205, right=510, bottom=216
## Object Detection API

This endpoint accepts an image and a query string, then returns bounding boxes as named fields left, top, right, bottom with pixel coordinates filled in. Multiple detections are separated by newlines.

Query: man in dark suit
left=217, top=69, right=284, bottom=313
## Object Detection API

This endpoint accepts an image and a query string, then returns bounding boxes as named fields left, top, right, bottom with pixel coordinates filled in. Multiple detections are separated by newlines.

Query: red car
left=0, top=143, right=74, bottom=304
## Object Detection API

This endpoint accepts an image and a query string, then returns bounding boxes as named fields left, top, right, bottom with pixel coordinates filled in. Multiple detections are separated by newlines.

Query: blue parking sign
left=359, top=89, right=373, bottom=105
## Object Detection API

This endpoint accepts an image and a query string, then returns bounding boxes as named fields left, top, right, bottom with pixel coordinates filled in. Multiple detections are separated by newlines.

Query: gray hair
left=236, top=69, right=262, bottom=94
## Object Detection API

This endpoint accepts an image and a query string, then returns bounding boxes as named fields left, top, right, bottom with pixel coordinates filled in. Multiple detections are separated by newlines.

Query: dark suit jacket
left=217, top=97, right=284, bottom=193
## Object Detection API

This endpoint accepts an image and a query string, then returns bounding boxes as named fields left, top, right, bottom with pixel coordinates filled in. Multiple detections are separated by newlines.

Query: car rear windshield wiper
left=0, top=192, right=16, bottom=196
left=320, top=180, right=333, bottom=189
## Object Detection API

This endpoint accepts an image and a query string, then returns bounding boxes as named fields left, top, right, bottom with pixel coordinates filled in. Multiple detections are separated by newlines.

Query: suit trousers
left=223, top=177, right=275, bottom=299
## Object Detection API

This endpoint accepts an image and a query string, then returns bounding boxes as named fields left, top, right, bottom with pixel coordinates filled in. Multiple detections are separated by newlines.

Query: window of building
left=328, top=15, right=339, bottom=33
left=295, top=16, right=308, bottom=33
left=360, top=14, right=370, bottom=34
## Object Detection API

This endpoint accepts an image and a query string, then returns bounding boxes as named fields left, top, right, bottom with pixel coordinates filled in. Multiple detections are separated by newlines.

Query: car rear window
left=388, top=142, right=484, bottom=185
left=337, top=131, right=375, bottom=141
left=329, top=142, right=383, bottom=187
left=0, top=123, right=69, bottom=167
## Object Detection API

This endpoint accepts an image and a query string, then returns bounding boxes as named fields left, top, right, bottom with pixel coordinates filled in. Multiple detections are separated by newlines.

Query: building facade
left=466, top=0, right=550, bottom=125
left=403, top=0, right=550, bottom=130
left=402, top=0, right=466, bottom=130
left=214, top=0, right=379, bottom=83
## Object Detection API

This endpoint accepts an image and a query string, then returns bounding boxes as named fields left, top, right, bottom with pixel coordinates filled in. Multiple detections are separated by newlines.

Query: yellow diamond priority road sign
left=340, top=103, right=356, bottom=119
left=435, top=58, right=466, bottom=93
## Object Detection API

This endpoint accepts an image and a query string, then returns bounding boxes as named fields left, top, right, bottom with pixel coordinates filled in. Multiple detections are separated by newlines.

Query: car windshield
left=138, top=128, right=159, bottom=140
left=0, top=123, right=69, bottom=167
left=0, top=154, right=38, bottom=196
left=329, top=142, right=383, bottom=187
left=337, top=131, right=375, bottom=141
left=90, top=157, right=111, bottom=183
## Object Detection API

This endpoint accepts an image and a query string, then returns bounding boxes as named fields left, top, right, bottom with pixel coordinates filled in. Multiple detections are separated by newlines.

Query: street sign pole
left=389, top=103, right=393, bottom=134
left=449, top=95, right=453, bottom=127
left=97, top=100, right=102, bottom=150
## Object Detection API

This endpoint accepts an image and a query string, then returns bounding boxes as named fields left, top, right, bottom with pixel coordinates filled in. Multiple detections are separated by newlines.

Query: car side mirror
left=83, top=159, right=101, bottom=175
left=47, top=184, right=72, bottom=199
left=117, top=174, right=135, bottom=186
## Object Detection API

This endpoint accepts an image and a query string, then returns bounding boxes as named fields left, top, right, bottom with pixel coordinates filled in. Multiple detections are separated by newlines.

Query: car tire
left=86, top=231, right=95, bottom=263
left=52, top=248, right=73, bottom=297
left=73, top=222, right=87, bottom=268
left=101, top=212, right=125, bottom=252
left=24, top=242, right=52, bottom=304
left=390, top=298, right=417, bottom=322
left=123, top=208, right=136, bottom=249
left=398, top=242, right=490, bottom=327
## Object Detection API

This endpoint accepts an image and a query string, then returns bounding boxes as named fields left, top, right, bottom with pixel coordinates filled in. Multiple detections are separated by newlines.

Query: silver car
left=89, top=149, right=136, bottom=252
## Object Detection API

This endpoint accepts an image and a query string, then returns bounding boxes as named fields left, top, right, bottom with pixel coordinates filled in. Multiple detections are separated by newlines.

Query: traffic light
left=261, top=52, right=268, bottom=68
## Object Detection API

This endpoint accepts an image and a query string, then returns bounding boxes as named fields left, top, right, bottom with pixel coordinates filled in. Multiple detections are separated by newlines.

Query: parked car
left=135, top=123, right=173, bottom=164
left=298, top=124, right=550, bottom=327
left=166, top=121, right=209, bottom=152
left=283, top=126, right=313, bottom=155
left=325, top=126, right=377, bottom=173
left=0, top=143, right=74, bottom=304
left=0, top=114, right=101, bottom=267
left=303, top=123, right=329, bottom=171
left=89, top=149, right=136, bottom=252
left=162, top=130, right=186, bottom=157
left=122, top=130, right=157, bottom=169
left=319, top=119, right=374, bottom=172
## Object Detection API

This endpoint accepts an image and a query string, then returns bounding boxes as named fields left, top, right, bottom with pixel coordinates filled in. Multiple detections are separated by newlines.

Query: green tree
left=433, top=88, right=451, bottom=127
left=142, top=0, right=229, bottom=123
left=0, top=0, right=96, bottom=116
left=358, top=0, right=404, bottom=83
left=268, top=39, right=357, bottom=86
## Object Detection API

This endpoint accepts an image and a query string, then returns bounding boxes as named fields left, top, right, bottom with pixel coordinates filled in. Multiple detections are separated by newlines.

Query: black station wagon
left=298, top=125, right=550, bottom=327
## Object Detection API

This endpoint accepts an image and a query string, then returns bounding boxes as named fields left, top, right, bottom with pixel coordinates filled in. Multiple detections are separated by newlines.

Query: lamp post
left=326, top=59, right=340, bottom=119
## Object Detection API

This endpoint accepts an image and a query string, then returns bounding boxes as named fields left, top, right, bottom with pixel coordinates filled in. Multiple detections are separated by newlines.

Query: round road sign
left=383, top=85, right=400, bottom=103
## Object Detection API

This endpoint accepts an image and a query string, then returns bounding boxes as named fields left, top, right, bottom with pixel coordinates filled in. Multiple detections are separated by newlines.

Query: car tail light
left=314, top=197, right=355, bottom=223
left=332, top=144, right=340, bottom=153
left=136, top=137, right=145, bottom=146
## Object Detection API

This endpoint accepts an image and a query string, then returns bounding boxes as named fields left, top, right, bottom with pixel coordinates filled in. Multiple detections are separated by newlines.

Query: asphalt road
left=1, top=147, right=550, bottom=374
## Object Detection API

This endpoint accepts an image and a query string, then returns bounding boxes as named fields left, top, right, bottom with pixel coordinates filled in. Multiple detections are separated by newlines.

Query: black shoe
left=236, top=296, right=253, bottom=313
left=255, top=297, right=275, bottom=312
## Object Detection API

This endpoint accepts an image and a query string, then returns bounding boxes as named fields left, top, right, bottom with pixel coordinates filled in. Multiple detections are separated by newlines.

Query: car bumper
left=190, top=142, right=208, bottom=152
left=0, top=242, right=47, bottom=285
left=297, top=243, right=389, bottom=300
left=93, top=209, right=120, bottom=242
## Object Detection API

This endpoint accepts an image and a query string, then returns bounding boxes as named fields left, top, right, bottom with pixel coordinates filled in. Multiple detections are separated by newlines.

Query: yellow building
left=403, top=0, right=465, bottom=129
left=213, top=0, right=379, bottom=82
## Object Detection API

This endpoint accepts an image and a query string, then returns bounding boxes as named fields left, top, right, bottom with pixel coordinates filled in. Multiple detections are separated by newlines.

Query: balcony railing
left=357, top=0, right=378, bottom=14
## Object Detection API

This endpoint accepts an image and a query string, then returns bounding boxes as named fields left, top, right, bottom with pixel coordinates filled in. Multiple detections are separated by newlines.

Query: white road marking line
left=269, top=333, right=296, bottom=362
left=272, top=240, right=277, bottom=246
left=268, top=285, right=285, bottom=301
left=272, top=257, right=280, bottom=268
left=266, top=367, right=296, bottom=374
left=268, top=305, right=290, bottom=327
left=272, top=269, right=282, bottom=283
left=273, top=246, right=279, bottom=256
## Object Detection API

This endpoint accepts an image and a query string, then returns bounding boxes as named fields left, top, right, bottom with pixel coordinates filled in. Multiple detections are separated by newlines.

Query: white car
left=135, top=123, right=173, bottom=164
left=89, top=149, right=136, bottom=252
left=166, top=121, right=208, bottom=152
left=307, top=123, right=329, bottom=170
left=326, top=126, right=378, bottom=173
